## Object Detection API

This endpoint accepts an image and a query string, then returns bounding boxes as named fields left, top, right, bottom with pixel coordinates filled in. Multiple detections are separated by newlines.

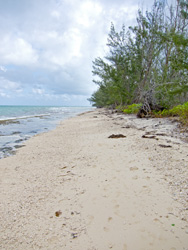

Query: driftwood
left=142, top=134, right=156, bottom=139
left=137, top=103, right=164, bottom=118
left=137, top=91, right=165, bottom=118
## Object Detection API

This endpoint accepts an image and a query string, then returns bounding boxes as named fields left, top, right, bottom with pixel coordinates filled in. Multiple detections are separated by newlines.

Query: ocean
left=0, top=106, right=93, bottom=159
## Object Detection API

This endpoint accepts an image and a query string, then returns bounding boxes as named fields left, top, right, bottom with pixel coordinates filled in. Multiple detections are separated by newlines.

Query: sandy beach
left=0, top=109, right=188, bottom=250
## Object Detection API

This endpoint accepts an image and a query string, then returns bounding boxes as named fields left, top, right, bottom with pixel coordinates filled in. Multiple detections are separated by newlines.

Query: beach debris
left=61, top=166, right=67, bottom=169
left=108, top=134, right=126, bottom=138
left=158, top=144, right=172, bottom=148
left=142, top=134, right=156, bottom=139
left=55, top=210, right=62, bottom=217
left=122, top=125, right=131, bottom=128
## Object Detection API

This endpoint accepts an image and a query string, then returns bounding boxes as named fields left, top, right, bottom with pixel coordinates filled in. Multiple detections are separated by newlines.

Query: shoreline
left=0, top=107, right=94, bottom=159
left=0, top=109, right=188, bottom=249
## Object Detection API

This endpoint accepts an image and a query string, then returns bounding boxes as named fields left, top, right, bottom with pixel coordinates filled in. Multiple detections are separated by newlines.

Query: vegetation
left=89, top=0, right=188, bottom=119
left=155, top=102, right=188, bottom=125
left=116, top=104, right=142, bottom=114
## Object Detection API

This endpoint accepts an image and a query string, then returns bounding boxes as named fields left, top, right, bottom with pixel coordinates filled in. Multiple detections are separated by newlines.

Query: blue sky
left=0, top=0, right=173, bottom=106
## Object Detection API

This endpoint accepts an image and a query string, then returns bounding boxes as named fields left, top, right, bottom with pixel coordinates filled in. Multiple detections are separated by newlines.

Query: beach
left=0, top=106, right=93, bottom=159
left=0, top=108, right=188, bottom=250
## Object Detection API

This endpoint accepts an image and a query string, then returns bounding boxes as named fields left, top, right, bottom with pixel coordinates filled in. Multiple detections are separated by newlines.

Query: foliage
left=89, top=0, right=188, bottom=110
left=155, top=102, right=188, bottom=125
left=122, top=104, right=142, bottom=114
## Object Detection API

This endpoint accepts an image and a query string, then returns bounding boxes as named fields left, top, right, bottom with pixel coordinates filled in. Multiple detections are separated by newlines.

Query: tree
left=156, top=0, right=188, bottom=106
left=89, top=0, right=188, bottom=110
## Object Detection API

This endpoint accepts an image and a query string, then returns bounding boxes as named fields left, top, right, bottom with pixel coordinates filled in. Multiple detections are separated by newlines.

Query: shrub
left=123, top=104, right=142, bottom=114
left=155, top=102, right=188, bottom=125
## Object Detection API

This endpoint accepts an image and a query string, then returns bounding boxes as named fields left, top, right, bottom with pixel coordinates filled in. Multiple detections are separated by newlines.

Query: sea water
left=0, top=106, right=93, bottom=158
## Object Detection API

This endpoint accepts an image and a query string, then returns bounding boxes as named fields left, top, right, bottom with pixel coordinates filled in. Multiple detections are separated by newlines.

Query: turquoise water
left=0, top=106, right=93, bottom=158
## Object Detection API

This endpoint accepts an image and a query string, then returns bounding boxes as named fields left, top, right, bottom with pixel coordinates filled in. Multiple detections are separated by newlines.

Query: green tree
left=156, top=0, right=188, bottom=106
left=89, top=0, right=188, bottom=110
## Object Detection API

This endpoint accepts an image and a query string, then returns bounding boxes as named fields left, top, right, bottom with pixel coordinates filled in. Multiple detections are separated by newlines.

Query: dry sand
left=0, top=109, right=188, bottom=250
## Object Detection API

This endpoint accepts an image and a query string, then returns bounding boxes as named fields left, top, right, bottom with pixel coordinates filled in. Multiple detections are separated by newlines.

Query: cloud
left=0, top=66, right=7, bottom=72
left=51, top=10, right=61, bottom=19
left=0, top=77, right=23, bottom=98
left=0, top=36, right=38, bottom=65
left=74, top=1, right=103, bottom=28
left=32, top=87, right=45, bottom=95
left=0, top=0, right=167, bottom=105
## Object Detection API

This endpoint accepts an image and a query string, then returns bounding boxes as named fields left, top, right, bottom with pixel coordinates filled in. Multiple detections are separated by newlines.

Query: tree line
left=89, top=0, right=188, bottom=111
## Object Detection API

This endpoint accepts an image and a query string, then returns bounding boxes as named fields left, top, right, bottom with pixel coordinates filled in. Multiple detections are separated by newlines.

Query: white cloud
left=75, top=1, right=103, bottom=28
left=0, top=92, right=10, bottom=98
left=0, top=0, right=169, bottom=105
left=0, top=36, right=38, bottom=65
left=32, top=88, right=45, bottom=95
left=0, top=77, right=23, bottom=99
left=41, top=28, right=83, bottom=67
left=0, top=66, right=7, bottom=72
left=51, top=10, right=61, bottom=19
left=0, top=77, right=21, bottom=91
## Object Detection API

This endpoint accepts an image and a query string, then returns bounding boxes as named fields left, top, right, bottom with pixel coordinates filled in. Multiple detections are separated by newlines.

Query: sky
left=0, top=0, right=172, bottom=106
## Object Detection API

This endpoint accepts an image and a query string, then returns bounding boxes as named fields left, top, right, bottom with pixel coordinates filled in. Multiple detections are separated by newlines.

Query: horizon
left=0, top=104, right=92, bottom=107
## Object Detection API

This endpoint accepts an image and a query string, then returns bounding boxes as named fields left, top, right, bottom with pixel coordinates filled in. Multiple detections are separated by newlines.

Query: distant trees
left=89, top=0, right=188, bottom=109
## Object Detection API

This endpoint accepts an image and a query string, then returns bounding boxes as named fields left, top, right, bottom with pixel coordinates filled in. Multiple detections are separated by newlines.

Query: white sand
left=0, top=109, right=188, bottom=250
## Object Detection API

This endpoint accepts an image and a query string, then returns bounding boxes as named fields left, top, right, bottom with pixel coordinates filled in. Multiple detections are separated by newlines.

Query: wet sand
left=0, top=109, right=188, bottom=250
